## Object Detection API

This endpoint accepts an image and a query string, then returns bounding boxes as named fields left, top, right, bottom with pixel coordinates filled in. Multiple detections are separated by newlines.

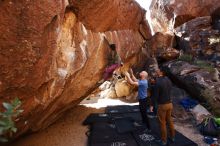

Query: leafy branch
left=0, top=98, right=23, bottom=142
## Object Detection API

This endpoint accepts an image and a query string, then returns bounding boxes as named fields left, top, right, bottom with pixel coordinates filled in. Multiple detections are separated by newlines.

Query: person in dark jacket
left=154, top=69, right=175, bottom=145
left=148, top=73, right=158, bottom=116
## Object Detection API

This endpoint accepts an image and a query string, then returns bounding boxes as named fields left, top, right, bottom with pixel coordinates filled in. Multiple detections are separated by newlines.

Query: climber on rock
left=125, top=69, right=151, bottom=130
left=99, top=44, right=123, bottom=83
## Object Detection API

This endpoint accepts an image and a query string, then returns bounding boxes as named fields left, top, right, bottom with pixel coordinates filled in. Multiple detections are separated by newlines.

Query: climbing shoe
left=169, top=137, right=175, bottom=143
left=156, top=139, right=167, bottom=146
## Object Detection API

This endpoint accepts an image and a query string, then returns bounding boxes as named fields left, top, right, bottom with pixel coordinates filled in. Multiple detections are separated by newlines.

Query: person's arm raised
left=129, top=68, right=138, bottom=82
left=125, top=72, right=138, bottom=86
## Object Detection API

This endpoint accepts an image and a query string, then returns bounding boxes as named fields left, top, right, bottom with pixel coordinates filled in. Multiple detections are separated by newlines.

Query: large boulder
left=163, top=60, right=220, bottom=116
left=145, top=32, right=176, bottom=54
left=143, top=32, right=179, bottom=63
left=175, top=16, right=220, bottom=63
left=150, top=0, right=220, bottom=33
left=115, top=79, right=134, bottom=97
left=0, top=0, right=152, bottom=138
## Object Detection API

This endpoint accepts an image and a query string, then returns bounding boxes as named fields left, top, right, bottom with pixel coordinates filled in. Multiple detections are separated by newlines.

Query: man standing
left=154, top=70, right=175, bottom=145
left=125, top=69, right=150, bottom=130
left=149, top=73, right=157, bottom=116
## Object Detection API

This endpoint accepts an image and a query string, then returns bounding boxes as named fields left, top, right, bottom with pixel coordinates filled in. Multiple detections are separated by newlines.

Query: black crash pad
left=110, top=112, right=142, bottom=122
left=83, top=113, right=111, bottom=125
left=89, top=138, right=138, bottom=146
left=132, top=129, right=159, bottom=146
left=86, top=105, right=198, bottom=146
left=89, top=122, right=135, bottom=144
left=114, top=117, right=135, bottom=133
left=105, top=105, right=139, bottom=114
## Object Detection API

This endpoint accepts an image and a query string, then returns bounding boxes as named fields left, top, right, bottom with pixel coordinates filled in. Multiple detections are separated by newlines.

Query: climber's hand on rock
left=129, top=68, right=133, bottom=75
left=124, top=71, right=130, bottom=77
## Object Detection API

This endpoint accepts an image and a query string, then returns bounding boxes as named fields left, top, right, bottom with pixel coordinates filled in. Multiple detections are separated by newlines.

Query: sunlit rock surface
left=175, top=16, right=220, bottom=64
left=2, top=0, right=220, bottom=140
left=150, top=0, right=220, bottom=33
left=144, top=32, right=179, bottom=60
left=0, top=0, right=151, bottom=138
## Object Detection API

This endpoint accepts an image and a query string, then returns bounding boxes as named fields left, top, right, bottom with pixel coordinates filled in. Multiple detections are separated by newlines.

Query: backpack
left=214, top=118, right=220, bottom=126
left=198, top=117, right=220, bottom=137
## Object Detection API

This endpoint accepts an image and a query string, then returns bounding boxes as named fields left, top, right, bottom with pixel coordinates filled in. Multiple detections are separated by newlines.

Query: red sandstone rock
left=69, top=0, right=147, bottom=32
left=144, top=32, right=176, bottom=57
left=158, top=47, right=180, bottom=61
left=0, top=0, right=151, bottom=138
left=175, top=16, right=220, bottom=59
left=150, top=0, right=220, bottom=33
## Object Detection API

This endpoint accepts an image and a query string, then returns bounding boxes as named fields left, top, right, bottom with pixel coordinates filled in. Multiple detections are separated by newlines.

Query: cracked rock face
left=150, top=0, right=220, bottom=33
left=0, top=0, right=151, bottom=138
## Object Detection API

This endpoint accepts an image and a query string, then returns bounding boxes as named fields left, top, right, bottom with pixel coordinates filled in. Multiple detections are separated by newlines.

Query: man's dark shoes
left=169, top=137, right=175, bottom=143
left=144, top=128, right=151, bottom=133
left=156, top=139, right=167, bottom=146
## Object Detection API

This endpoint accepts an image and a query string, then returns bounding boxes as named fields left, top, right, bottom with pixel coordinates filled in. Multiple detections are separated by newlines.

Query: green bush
left=0, top=98, right=23, bottom=142
left=178, top=54, right=193, bottom=62
left=178, top=53, right=215, bottom=73
left=194, top=60, right=215, bottom=72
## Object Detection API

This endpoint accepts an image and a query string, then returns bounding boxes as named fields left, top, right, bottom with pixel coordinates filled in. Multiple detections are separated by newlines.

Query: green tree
left=0, top=98, right=23, bottom=142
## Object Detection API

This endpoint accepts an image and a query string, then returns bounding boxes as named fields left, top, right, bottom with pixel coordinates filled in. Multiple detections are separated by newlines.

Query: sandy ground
left=8, top=86, right=209, bottom=146
left=10, top=105, right=103, bottom=146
